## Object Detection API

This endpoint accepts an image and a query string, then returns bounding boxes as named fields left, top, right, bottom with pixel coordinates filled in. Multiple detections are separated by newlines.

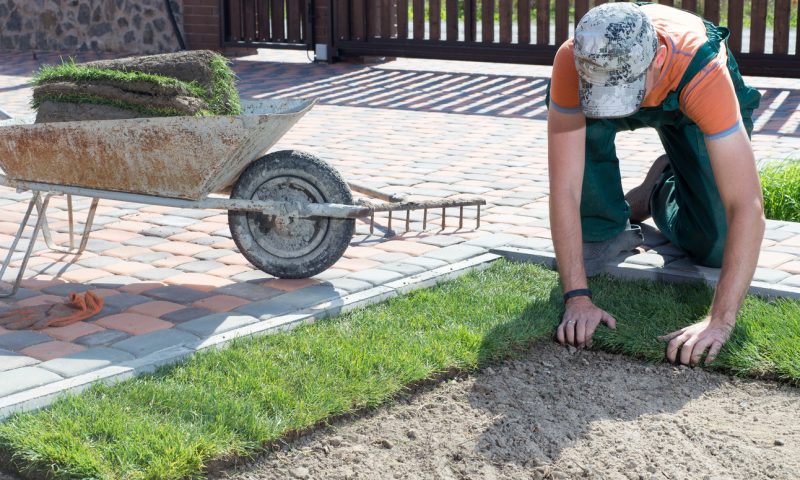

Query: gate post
left=313, top=0, right=335, bottom=61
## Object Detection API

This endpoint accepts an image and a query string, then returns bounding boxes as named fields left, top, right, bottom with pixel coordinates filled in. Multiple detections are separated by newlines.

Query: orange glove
left=0, top=291, right=104, bottom=330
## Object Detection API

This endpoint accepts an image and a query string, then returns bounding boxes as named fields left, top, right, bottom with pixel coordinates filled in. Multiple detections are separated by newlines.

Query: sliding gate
left=221, top=0, right=313, bottom=48
left=332, top=0, right=799, bottom=77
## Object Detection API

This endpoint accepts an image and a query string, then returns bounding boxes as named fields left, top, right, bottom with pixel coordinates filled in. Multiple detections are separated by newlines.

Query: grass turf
left=0, top=261, right=797, bottom=479
left=32, top=55, right=241, bottom=117
left=760, top=159, right=800, bottom=222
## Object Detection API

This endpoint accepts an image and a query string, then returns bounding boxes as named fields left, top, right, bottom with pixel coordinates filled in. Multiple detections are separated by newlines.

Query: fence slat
left=773, top=0, right=790, bottom=54
left=270, top=0, right=284, bottom=41
left=750, top=0, right=767, bottom=54
left=682, top=0, right=697, bottom=13
left=797, top=4, right=800, bottom=54
left=727, top=0, right=743, bottom=53
left=287, top=0, right=301, bottom=42
left=703, top=0, right=719, bottom=24
left=465, top=0, right=477, bottom=42
left=398, top=0, right=408, bottom=39
left=352, top=0, right=366, bottom=40
left=518, top=0, right=531, bottom=44
left=431, top=0, right=442, bottom=40
left=658, top=0, right=673, bottom=6
left=446, top=0, right=458, bottom=40
left=499, top=0, right=512, bottom=43
left=413, top=0, right=425, bottom=39
left=227, top=0, right=242, bottom=41
left=256, top=0, right=270, bottom=41
left=368, top=0, right=381, bottom=38
left=483, top=0, right=495, bottom=43
left=244, top=0, right=256, bottom=41
left=574, top=0, right=588, bottom=25
left=555, top=0, right=568, bottom=44
left=536, top=0, right=549, bottom=45
left=336, top=0, right=350, bottom=40
left=382, top=0, right=393, bottom=38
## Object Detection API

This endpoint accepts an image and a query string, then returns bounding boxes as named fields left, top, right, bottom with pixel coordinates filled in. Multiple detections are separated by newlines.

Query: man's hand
left=557, top=296, right=616, bottom=348
left=658, top=316, right=733, bottom=366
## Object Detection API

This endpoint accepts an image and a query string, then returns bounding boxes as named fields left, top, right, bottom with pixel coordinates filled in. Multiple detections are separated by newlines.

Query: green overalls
left=549, top=20, right=761, bottom=267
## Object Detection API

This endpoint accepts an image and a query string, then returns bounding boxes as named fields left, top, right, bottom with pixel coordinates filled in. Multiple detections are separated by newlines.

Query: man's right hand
left=557, top=297, right=617, bottom=348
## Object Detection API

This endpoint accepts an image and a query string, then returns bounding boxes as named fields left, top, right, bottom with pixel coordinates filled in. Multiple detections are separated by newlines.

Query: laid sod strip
left=0, top=261, right=798, bottom=479
left=207, top=53, right=242, bottom=116
left=30, top=92, right=212, bottom=118
left=760, top=159, right=800, bottom=222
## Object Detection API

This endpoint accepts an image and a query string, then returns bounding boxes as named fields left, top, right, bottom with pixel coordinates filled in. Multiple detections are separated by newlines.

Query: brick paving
left=0, top=50, right=798, bottom=416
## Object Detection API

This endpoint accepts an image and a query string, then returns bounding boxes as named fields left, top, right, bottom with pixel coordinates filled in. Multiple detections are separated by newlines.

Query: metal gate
left=331, top=0, right=799, bottom=77
left=221, top=0, right=313, bottom=48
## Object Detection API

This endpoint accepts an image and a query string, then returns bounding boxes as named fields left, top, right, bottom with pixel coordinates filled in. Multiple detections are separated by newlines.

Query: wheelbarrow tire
left=228, top=150, right=355, bottom=279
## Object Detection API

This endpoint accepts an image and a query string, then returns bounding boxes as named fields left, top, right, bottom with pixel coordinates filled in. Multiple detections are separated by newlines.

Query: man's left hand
left=658, top=316, right=733, bottom=366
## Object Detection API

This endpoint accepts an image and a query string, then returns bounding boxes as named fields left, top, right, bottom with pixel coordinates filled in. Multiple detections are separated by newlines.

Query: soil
left=216, top=342, right=800, bottom=480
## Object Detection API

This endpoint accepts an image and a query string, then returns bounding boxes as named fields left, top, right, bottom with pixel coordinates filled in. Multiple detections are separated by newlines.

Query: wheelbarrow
left=0, top=99, right=485, bottom=297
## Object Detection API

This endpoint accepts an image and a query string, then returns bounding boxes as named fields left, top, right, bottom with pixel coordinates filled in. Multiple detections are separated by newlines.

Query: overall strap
left=675, top=20, right=729, bottom=95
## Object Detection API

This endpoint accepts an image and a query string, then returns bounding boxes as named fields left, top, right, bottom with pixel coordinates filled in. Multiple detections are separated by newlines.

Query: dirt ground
left=217, top=342, right=800, bottom=480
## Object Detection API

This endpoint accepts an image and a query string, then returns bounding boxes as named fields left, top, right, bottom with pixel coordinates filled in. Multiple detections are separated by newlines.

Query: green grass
left=32, top=55, right=241, bottom=117
left=0, top=261, right=798, bottom=479
left=760, top=159, right=800, bottom=222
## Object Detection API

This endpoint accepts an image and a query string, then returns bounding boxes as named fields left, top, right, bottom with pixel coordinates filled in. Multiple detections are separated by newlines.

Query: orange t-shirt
left=549, top=4, right=742, bottom=140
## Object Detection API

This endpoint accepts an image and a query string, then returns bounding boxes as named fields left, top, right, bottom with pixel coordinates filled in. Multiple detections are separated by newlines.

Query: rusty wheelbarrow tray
left=0, top=99, right=485, bottom=297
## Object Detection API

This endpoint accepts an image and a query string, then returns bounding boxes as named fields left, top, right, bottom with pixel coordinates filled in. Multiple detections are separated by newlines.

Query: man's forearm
left=711, top=204, right=765, bottom=325
left=550, top=193, right=588, bottom=292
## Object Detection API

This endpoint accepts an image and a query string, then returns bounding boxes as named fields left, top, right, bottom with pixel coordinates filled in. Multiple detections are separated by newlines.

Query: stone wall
left=0, top=0, right=185, bottom=54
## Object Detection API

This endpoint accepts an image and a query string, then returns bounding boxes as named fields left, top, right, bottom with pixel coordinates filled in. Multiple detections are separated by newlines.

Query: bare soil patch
left=218, top=342, right=800, bottom=480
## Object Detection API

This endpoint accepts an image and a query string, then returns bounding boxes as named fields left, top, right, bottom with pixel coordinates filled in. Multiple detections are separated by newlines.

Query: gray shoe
left=583, top=224, right=644, bottom=277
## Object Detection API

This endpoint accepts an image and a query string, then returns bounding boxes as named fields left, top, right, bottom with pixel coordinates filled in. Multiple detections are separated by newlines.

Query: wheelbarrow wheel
left=228, top=150, right=355, bottom=279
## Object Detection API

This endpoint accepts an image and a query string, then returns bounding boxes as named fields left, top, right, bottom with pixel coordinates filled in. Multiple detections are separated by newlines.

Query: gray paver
left=753, top=268, right=792, bottom=284
left=162, top=307, right=216, bottom=324
left=416, top=235, right=466, bottom=247
left=130, top=252, right=173, bottom=263
left=112, top=328, right=201, bottom=358
left=779, top=275, right=800, bottom=288
left=368, top=252, right=411, bottom=263
left=213, top=282, right=283, bottom=301
left=142, top=226, right=186, bottom=238
left=234, top=298, right=298, bottom=320
left=378, top=262, right=429, bottom=276
left=74, top=329, right=131, bottom=347
left=75, top=255, right=123, bottom=269
left=230, top=270, right=272, bottom=283
left=763, top=229, right=796, bottom=242
left=0, top=331, right=52, bottom=351
left=0, top=367, right=63, bottom=397
left=144, top=286, right=211, bottom=303
left=148, top=216, right=199, bottom=228
left=85, top=239, right=123, bottom=252
left=89, top=275, right=142, bottom=287
left=103, top=293, right=152, bottom=310
left=424, top=244, right=487, bottom=263
left=40, top=283, right=92, bottom=296
left=194, top=249, right=236, bottom=261
left=346, top=268, right=405, bottom=286
left=39, top=347, right=134, bottom=377
left=0, top=349, right=39, bottom=372
left=399, top=256, right=449, bottom=269
left=464, top=233, right=525, bottom=249
left=178, top=261, right=226, bottom=273
left=325, top=277, right=374, bottom=293
left=175, top=313, right=260, bottom=337
left=622, top=253, right=672, bottom=268
left=504, top=237, right=553, bottom=251
left=133, top=268, right=184, bottom=281
left=123, top=236, right=169, bottom=248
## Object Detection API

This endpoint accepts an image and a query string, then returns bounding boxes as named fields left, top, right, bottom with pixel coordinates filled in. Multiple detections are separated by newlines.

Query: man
left=546, top=2, right=764, bottom=366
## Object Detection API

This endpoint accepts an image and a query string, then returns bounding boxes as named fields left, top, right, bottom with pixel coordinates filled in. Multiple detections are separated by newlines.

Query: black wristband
left=563, top=288, right=593, bottom=304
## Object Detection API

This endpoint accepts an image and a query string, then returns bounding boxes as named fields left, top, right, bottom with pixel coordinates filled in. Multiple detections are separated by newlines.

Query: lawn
left=0, top=260, right=797, bottom=479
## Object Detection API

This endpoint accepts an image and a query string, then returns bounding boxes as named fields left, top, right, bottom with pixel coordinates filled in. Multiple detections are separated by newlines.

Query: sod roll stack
left=32, top=50, right=242, bottom=123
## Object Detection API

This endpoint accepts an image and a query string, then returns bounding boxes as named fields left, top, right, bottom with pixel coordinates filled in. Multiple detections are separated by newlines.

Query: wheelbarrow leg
left=0, top=192, right=53, bottom=298
left=35, top=195, right=99, bottom=255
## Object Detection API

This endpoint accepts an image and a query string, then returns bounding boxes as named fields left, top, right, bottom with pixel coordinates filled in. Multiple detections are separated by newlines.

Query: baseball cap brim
left=579, top=73, right=646, bottom=119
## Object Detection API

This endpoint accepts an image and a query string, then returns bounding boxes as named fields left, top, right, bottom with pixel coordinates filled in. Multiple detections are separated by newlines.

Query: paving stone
left=142, top=226, right=186, bottom=238
left=0, top=348, right=39, bottom=372
left=622, top=252, right=671, bottom=268
left=132, top=268, right=184, bottom=281
left=75, top=255, right=123, bottom=269
left=129, top=252, right=174, bottom=264
left=194, top=249, right=236, bottom=261
left=234, top=298, right=298, bottom=320
left=178, top=260, right=226, bottom=273
left=423, top=244, right=487, bottom=263
left=325, top=277, right=374, bottom=293
left=112, top=328, right=201, bottom=358
left=368, top=252, right=410, bottom=263
left=416, top=235, right=465, bottom=247
left=272, top=284, right=345, bottom=309
left=504, top=237, right=553, bottom=251
left=85, top=239, right=123, bottom=252
left=74, top=329, right=131, bottom=348
left=779, top=275, right=800, bottom=288
left=162, top=307, right=216, bottom=324
left=188, top=235, right=222, bottom=246
left=230, top=270, right=272, bottom=283
left=89, top=275, right=142, bottom=287
left=148, top=216, right=199, bottom=228
left=378, top=262, right=429, bottom=276
left=776, top=223, right=800, bottom=234
left=0, top=331, right=52, bottom=351
left=763, top=229, right=796, bottom=242
left=40, top=283, right=92, bottom=296
left=103, top=293, right=152, bottom=310
left=144, top=285, right=211, bottom=303
left=123, top=236, right=169, bottom=248
left=213, top=282, right=283, bottom=301
left=345, top=268, right=405, bottom=286
left=0, top=366, right=63, bottom=397
left=38, top=347, right=134, bottom=377
left=399, top=256, right=449, bottom=270
left=464, top=233, right=525, bottom=249
left=175, top=312, right=260, bottom=337
left=163, top=209, right=218, bottom=219
left=752, top=268, right=791, bottom=284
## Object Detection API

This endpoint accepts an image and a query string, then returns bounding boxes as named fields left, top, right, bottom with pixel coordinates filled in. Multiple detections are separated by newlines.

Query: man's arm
left=660, top=127, right=765, bottom=365
left=548, top=107, right=617, bottom=347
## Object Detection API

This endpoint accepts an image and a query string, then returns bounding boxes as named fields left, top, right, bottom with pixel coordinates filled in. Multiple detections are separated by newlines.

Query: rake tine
left=441, top=208, right=445, bottom=230
left=370, top=212, right=375, bottom=235
left=459, top=206, right=464, bottom=229
left=67, top=194, right=74, bottom=250
left=423, top=208, right=427, bottom=230
left=477, top=204, right=481, bottom=229
left=405, top=210, right=410, bottom=231
left=388, top=210, right=393, bottom=233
